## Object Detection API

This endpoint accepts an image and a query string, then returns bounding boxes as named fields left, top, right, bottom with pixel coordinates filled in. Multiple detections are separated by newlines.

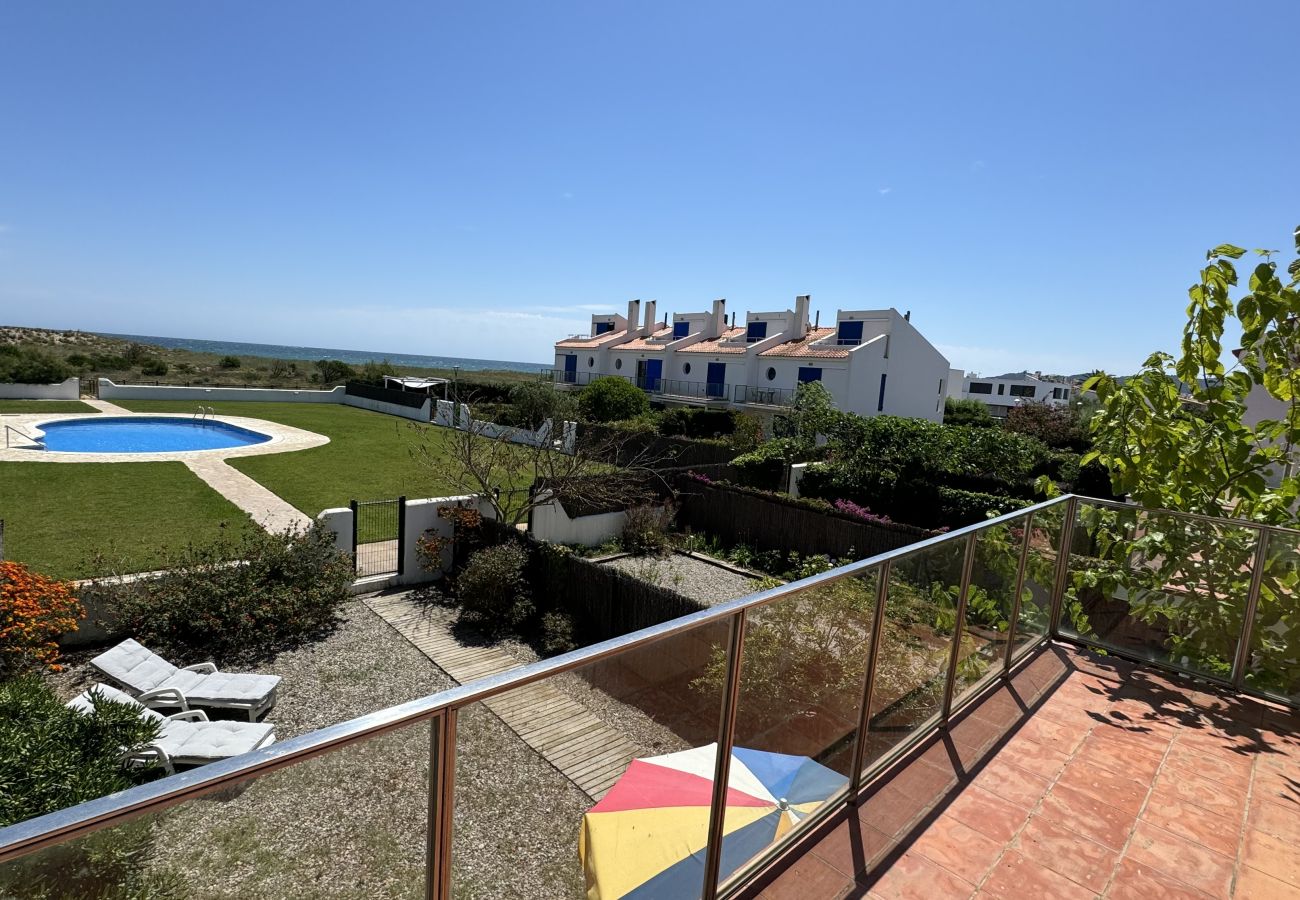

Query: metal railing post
left=848, top=561, right=891, bottom=794
left=397, top=496, right=408, bottom=576
left=1003, top=511, right=1035, bottom=675
left=349, top=499, right=359, bottom=574
left=702, top=610, right=747, bottom=900
left=941, top=533, right=978, bottom=725
left=1231, top=526, right=1271, bottom=690
left=426, top=709, right=458, bottom=900
left=1048, top=497, right=1079, bottom=638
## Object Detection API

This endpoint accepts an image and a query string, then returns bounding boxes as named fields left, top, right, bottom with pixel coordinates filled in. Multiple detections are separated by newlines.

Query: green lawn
left=0, top=462, right=254, bottom=579
left=0, top=400, right=99, bottom=413
left=116, top=401, right=461, bottom=515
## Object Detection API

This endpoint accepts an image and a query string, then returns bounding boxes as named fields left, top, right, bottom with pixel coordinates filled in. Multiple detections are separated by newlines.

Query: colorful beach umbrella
left=579, top=743, right=847, bottom=899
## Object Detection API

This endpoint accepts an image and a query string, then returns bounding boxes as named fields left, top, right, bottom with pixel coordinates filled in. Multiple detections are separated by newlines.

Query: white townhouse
left=551, top=295, right=951, bottom=422
left=950, top=370, right=1078, bottom=418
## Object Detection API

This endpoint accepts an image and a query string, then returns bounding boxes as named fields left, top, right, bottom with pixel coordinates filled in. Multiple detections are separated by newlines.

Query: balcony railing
left=541, top=369, right=630, bottom=388
left=734, top=384, right=796, bottom=406
left=3, top=496, right=1299, bottom=899
left=658, top=378, right=729, bottom=401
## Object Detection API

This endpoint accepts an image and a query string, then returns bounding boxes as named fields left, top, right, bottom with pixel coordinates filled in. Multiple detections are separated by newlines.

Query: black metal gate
left=350, top=496, right=406, bottom=578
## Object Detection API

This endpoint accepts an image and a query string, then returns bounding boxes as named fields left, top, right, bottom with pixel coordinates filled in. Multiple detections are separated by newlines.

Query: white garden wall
left=340, top=393, right=432, bottom=422
left=99, top=379, right=344, bottom=403
left=530, top=497, right=626, bottom=546
left=0, top=377, right=80, bottom=399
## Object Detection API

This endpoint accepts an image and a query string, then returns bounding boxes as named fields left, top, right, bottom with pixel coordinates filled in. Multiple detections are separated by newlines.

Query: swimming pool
left=38, top=417, right=272, bottom=453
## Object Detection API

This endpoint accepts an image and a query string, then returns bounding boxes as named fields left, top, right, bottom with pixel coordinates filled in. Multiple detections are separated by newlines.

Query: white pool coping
left=0, top=413, right=329, bottom=463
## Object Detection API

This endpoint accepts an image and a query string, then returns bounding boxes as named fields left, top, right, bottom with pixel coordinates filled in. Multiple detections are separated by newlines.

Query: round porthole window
left=615, top=358, right=623, bottom=370
left=683, top=362, right=692, bottom=375
left=588, top=357, right=594, bottom=367
left=766, top=367, right=776, bottom=381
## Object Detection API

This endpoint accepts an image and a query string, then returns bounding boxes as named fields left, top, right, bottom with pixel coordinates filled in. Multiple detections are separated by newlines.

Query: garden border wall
left=98, top=379, right=432, bottom=421
left=0, top=377, right=80, bottom=400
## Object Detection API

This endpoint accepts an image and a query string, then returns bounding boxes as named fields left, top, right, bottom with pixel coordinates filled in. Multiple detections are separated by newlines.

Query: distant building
left=550, top=296, right=951, bottom=422
left=949, top=370, right=1078, bottom=418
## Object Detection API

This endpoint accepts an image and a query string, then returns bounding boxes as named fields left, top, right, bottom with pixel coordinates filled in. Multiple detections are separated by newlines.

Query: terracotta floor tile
left=1124, top=821, right=1234, bottom=897
left=1037, top=782, right=1136, bottom=851
left=856, top=784, right=933, bottom=838
left=949, top=715, right=1009, bottom=754
left=1149, top=772, right=1247, bottom=823
left=1106, top=857, right=1214, bottom=899
left=1140, top=792, right=1241, bottom=858
left=1251, top=766, right=1300, bottom=810
left=1234, top=865, right=1300, bottom=899
left=1014, top=813, right=1117, bottom=892
left=943, top=784, right=1032, bottom=844
left=1055, top=759, right=1150, bottom=816
left=1164, top=742, right=1253, bottom=791
left=1242, top=827, right=1300, bottom=888
left=861, top=850, right=975, bottom=900
left=909, top=814, right=1005, bottom=885
left=1074, top=736, right=1164, bottom=781
left=1249, top=797, right=1300, bottom=843
left=997, top=734, right=1070, bottom=780
left=887, top=759, right=959, bottom=804
left=811, top=815, right=895, bottom=879
left=977, top=849, right=1098, bottom=899
left=1015, top=712, right=1083, bottom=749
left=1036, top=697, right=1105, bottom=730
left=969, top=758, right=1052, bottom=809
left=759, top=852, right=853, bottom=900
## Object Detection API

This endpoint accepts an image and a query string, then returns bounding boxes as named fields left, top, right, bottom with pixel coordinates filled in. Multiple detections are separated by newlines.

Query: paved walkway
left=83, top=398, right=131, bottom=413
left=366, top=592, right=639, bottom=800
left=184, top=457, right=312, bottom=534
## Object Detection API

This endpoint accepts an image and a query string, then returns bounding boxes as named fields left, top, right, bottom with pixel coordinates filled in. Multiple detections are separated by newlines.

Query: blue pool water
left=39, top=417, right=271, bottom=453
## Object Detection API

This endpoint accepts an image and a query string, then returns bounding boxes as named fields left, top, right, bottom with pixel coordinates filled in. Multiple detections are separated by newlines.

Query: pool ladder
left=193, top=405, right=216, bottom=421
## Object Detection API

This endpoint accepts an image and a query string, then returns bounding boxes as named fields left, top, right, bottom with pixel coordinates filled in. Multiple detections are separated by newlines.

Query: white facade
left=552, top=296, right=951, bottom=422
left=952, top=371, right=1077, bottom=418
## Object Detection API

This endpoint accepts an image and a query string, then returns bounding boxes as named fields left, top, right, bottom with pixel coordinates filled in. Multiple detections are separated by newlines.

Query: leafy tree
left=510, top=380, right=578, bottom=429
left=1005, top=401, right=1086, bottom=451
left=314, top=358, right=356, bottom=385
left=943, top=397, right=996, bottom=428
left=578, top=376, right=648, bottom=422
left=776, top=380, right=838, bottom=447
left=356, top=358, right=397, bottom=387
left=1075, top=228, right=1300, bottom=694
left=0, top=346, right=72, bottom=384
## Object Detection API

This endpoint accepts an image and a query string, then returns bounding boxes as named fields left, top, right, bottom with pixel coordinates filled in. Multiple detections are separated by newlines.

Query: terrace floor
left=740, top=644, right=1300, bottom=900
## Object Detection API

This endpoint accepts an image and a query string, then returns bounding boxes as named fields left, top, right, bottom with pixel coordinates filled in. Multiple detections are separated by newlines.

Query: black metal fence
left=350, top=496, right=406, bottom=577
left=344, top=381, right=430, bottom=410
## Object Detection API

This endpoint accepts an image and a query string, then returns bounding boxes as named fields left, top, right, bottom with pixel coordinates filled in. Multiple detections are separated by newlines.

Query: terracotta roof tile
left=679, top=327, right=749, bottom=354
left=615, top=328, right=674, bottom=351
left=759, top=327, right=851, bottom=358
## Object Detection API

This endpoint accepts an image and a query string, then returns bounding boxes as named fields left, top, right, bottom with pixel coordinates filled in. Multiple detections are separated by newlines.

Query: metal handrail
left=3, top=424, right=42, bottom=449
left=6, top=491, right=1293, bottom=895
left=734, top=384, right=796, bottom=406
left=0, top=495, right=1070, bottom=863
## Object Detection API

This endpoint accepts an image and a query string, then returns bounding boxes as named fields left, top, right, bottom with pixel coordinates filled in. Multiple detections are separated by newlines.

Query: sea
left=97, top=332, right=549, bottom=375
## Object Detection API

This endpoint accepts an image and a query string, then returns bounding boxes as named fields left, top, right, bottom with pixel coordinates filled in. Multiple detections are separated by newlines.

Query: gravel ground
left=49, top=600, right=592, bottom=900
left=602, top=552, right=758, bottom=607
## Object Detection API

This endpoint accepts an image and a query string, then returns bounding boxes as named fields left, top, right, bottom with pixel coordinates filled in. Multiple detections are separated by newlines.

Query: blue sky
left=1, top=2, right=1295, bottom=373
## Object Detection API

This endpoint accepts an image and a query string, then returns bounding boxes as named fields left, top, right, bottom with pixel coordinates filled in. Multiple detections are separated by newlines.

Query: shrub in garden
left=0, top=679, right=183, bottom=897
left=943, top=397, right=996, bottom=428
left=457, top=543, right=533, bottom=633
left=578, top=376, right=649, bottom=422
left=94, top=524, right=354, bottom=664
left=620, top=503, right=675, bottom=556
left=0, top=561, right=84, bottom=679
left=509, top=380, right=578, bottom=429
left=0, top=346, right=72, bottom=384
left=139, top=358, right=169, bottom=376
left=540, top=611, right=577, bottom=656
left=218, top=354, right=242, bottom=369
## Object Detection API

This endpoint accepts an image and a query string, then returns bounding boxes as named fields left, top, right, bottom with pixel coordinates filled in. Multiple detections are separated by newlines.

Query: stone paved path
left=184, top=457, right=312, bottom=534
left=83, top=398, right=132, bottom=414
left=366, top=592, right=638, bottom=800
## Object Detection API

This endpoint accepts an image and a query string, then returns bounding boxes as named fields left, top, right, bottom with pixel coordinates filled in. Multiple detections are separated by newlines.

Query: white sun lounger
left=90, top=638, right=281, bottom=722
left=68, top=684, right=276, bottom=775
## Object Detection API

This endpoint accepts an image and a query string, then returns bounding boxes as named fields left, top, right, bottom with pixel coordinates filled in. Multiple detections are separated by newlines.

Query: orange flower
left=0, top=561, right=85, bottom=677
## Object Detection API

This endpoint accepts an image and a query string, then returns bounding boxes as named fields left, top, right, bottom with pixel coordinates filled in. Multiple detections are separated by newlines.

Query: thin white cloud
left=561, top=191, right=574, bottom=200
left=877, top=187, right=892, bottom=195
left=970, top=160, right=986, bottom=172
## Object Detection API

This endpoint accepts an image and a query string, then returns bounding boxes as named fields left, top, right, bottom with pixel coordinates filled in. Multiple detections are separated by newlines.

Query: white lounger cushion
left=68, top=685, right=276, bottom=764
left=91, top=638, right=281, bottom=708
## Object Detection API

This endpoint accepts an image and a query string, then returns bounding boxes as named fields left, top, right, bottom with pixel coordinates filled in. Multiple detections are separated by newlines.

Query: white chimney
left=625, top=300, right=640, bottom=334
left=709, top=298, right=727, bottom=338
left=793, top=294, right=810, bottom=339
left=642, top=300, right=657, bottom=335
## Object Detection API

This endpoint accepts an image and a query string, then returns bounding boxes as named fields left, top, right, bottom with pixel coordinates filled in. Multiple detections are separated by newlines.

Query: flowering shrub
left=832, top=498, right=895, bottom=526
left=416, top=504, right=485, bottom=572
left=0, top=562, right=84, bottom=678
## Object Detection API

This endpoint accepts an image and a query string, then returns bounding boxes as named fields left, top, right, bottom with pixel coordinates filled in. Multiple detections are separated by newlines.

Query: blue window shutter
left=594, top=322, right=612, bottom=335
left=797, top=367, right=822, bottom=383
left=673, top=321, right=690, bottom=338
left=837, top=321, right=863, bottom=344
left=746, top=321, right=767, bottom=342
left=877, top=374, right=887, bottom=411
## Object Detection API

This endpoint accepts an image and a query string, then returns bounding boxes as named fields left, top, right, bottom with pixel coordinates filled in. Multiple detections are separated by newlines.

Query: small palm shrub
left=0, top=561, right=84, bottom=679
left=457, top=543, right=533, bottom=633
